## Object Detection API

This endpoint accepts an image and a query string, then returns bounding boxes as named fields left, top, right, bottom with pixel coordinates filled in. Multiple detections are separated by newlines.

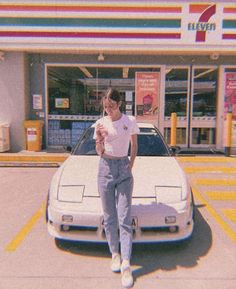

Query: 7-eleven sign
left=187, top=3, right=217, bottom=43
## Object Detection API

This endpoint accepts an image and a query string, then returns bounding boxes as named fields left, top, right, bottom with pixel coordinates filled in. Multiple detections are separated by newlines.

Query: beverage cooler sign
left=55, top=98, right=70, bottom=108
left=135, top=72, right=159, bottom=121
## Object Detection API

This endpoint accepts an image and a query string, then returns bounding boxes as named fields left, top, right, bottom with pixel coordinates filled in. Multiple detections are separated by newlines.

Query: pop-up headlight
left=58, top=185, right=84, bottom=202
left=155, top=186, right=182, bottom=204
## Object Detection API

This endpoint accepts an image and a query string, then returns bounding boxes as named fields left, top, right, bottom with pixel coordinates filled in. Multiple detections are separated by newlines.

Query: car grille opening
left=140, top=226, right=179, bottom=234
left=60, top=225, right=98, bottom=232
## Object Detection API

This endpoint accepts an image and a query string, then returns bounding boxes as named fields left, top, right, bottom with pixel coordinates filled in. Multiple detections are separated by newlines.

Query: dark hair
left=104, top=88, right=121, bottom=103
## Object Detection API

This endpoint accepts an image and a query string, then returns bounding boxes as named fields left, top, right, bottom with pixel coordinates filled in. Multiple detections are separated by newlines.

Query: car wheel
left=45, top=194, right=49, bottom=223
left=191, top=190, right=196, bottom=221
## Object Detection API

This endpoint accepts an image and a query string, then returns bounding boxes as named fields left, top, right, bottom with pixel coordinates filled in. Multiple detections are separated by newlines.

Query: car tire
left=191, top=190, right=196, bottom=221
left=45, top=194, right=49, bottom=223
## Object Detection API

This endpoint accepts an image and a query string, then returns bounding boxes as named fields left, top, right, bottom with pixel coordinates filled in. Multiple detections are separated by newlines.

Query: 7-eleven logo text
left=188, top=4, right=216, bottom=42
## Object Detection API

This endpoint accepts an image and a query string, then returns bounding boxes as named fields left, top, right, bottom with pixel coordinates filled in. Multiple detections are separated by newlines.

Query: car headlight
left=58, top=185, right=85, bottom=202
left=155, top=186, right=182, bottom=204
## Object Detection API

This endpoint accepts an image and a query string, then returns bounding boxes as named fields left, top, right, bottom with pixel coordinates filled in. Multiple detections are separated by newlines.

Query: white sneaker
left=121, top=265, right=133, bottom=288
left=110, top=253, right=121, bottom=272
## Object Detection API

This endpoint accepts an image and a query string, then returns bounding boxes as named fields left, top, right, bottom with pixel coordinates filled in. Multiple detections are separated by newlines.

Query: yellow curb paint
left=0, top=155, right=67, bottom=163
left=5, top=203, right=45, bottom=252
left=206, top=191, right=236, bottom=201
left=196, top=179, right=236, bottom=186
left=192, top=187, right=236, bottom=242
left=222, top=209, right=236, bottom=222
left=184, top=167, right=236, bottom=174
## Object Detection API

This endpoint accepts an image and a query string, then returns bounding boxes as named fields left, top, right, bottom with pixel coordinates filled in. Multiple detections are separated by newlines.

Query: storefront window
left=192, top=68, right=217, bottom=117
left=192, top=128, right=216, bottom=145
left=164, top=127, right=186, bottom=145
left=47, top=65, right=160, bottom=147
left=165, top=68, right=188, bottom=117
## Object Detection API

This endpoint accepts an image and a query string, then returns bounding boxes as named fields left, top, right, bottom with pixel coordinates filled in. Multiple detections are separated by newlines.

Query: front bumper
left=47, top=197, right=194, bottom=243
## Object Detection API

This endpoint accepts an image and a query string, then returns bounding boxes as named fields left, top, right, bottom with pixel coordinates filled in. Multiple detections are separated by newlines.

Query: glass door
left=190, top=66, right=217, bottom=147
left=164, top=67, right=190, bottom=147
left=164, top=66, right=218, bottom=148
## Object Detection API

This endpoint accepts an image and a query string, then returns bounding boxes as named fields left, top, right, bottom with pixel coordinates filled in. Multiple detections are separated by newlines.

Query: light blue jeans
left=98, top=156, right=133, bottom=261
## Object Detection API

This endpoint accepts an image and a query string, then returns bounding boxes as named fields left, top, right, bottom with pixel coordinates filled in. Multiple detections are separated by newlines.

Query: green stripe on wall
left=223, top=20, right=236, bottom=29
left=0, top=17, right=181, bottom=28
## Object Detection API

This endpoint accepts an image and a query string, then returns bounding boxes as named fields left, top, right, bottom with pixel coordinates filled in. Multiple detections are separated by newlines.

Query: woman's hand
left=127, top=161, right=133, bottom=171
left=96, top=123, right=107, bottom=141
left=129, top=134, right=138, bottom=171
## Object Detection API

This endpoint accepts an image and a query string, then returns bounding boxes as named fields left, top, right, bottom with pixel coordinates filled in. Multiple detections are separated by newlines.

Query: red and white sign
left=27, top=128, right=37, bottom=142
left=224, top=72, right=236, bottom=147
left=135, top=72, right=160, bottom=122
left=225, top=73, right=236, bottom=120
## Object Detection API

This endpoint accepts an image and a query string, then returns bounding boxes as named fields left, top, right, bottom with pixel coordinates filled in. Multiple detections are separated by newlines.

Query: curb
left=0, top=162, right=60, bottom=167
left=0, top=153, right=69, bottom=167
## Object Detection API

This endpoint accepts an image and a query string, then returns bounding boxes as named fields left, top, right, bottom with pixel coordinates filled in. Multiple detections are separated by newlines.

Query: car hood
left=58, top=156, right=185, bottom=198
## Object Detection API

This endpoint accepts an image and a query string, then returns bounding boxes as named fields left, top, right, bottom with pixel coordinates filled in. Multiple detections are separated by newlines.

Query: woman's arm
left=129, top=134, right=138, bottom=169
left=95, top=139, right=105, bottom=156
left=95, top=123, right=105, bottom=156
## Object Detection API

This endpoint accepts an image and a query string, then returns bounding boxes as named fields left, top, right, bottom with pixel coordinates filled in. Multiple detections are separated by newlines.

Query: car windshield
left=73, top=126, right=170, bottom=156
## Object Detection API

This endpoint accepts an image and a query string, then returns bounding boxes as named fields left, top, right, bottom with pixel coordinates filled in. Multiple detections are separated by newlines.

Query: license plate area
left=100, top=216, right=138, bottom=229
left=131, top=217, right=138, bottom=229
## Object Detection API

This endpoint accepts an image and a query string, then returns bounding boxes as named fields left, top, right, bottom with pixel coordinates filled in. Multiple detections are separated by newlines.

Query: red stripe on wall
left=189, top=4, right=211, bottom=13
left=0, top=31, right=181, bottom=39
left=222, top=33, right=236, bottom=39
left=223, top=7, right=236, bottom=13
left=0, top=4, right=182, bottom=13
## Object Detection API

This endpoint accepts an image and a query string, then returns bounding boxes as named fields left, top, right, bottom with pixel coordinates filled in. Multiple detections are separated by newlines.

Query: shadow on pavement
left=55, top=208, right=212, bottom=280
left=131, top=208, right=212, bottom=281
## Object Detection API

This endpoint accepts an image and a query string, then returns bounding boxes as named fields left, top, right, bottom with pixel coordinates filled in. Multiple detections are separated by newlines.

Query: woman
left=94, top=88, right=139, bottom=288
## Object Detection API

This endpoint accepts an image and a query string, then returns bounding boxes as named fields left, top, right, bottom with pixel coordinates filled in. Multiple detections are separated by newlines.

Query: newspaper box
left=24, top=120, right=44, bottom=151
left=0, top=122, right=10, bottom=152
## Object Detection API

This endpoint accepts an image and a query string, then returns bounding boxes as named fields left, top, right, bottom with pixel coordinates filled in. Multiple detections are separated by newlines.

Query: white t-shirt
left=94, top=114, right=140, bottom=157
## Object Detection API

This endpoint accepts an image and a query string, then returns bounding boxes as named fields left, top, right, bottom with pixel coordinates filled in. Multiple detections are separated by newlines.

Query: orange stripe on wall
left=189, top=4, right=211, bottom=13
left=223, top=7, right=236, bottom=13
left=0, top=4, right=182, bottom=13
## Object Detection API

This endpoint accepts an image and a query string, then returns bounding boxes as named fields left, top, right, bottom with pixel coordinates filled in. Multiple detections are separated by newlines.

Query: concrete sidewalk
left=0, top=150, right=235, bottom=167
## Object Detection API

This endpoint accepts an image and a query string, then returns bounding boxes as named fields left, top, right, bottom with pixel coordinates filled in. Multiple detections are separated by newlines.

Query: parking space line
left=222, top=209, right=236, bottom=222
left=196, top=179, right=236, bottom=186
left=206, top=191, right=236, bottom=201
left=5, top=202, right=45, bottom=252
left=192, top=186, right=236, bottom=242
left=177, top=157, right=236, bottom=163
left=184, top=167, right=236, bottom=174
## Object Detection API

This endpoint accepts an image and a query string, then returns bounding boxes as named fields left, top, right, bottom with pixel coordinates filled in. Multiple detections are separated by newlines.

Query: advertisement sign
left=135, top=72, right=160, bottom=122
left=33, top=94, right=43, bottom=110
left=224, top=72, right=236, bottom=147
left=55, top=98, right=70, bottom=109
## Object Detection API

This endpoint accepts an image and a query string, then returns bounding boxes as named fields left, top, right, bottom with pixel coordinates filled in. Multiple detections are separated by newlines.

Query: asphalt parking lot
left=0, top=155, right=235, bottom=289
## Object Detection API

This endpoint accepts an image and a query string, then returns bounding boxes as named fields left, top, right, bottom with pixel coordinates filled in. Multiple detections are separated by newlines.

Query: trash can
left=0, top=122, right=10, bottom=152
left=24, top=120, right=44, bottom=151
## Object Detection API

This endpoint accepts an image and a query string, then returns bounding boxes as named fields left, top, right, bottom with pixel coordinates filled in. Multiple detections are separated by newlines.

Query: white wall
left=0, top=52, right=29, bottom=152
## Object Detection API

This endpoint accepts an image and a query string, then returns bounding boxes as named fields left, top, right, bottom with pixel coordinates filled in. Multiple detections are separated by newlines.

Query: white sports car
left=46, top=123, right=194, bottom=243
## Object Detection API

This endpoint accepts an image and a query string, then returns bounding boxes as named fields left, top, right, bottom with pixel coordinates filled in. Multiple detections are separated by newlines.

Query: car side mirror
left=170, top=146, right=181, bottom=155
left=65, top=146, right=72, bottom=152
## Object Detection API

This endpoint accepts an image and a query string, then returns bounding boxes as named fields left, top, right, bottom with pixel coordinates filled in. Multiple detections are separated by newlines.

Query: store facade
left=0, top=0, right=236, bottom=152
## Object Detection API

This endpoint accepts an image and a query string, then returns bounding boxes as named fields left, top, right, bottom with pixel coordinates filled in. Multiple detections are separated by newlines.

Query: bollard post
left=170, top=112, right=177, bottom=147
left=225, top=112, right=232, bottom=157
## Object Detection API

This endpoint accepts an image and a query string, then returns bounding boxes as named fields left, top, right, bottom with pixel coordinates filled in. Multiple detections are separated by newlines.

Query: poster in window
left=135, top=72, right=160, bottom=122
left=55, top=98, right=70, bottom=109
left=33, top=94, right=43, bottom=110
left=224, top=72, right=236, bottom=147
